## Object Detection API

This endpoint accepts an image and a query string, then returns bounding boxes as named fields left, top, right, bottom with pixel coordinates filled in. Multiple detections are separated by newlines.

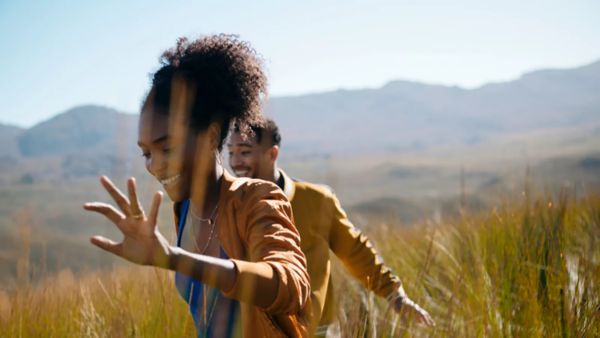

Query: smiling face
left=137, top=109, right=209, bottom=202
left=227, top=131, right=278, bottom=181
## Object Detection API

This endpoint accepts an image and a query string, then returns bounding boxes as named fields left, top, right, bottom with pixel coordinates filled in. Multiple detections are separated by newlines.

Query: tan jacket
left=174, top=170, right=311, bottom=337
left=279, top=170, right=403, bottom=331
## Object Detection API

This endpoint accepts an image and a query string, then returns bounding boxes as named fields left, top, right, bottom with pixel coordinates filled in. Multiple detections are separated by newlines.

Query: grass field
left=337, top=193, right=600, bottom=337
left=1, top=190, right=598, bottom=337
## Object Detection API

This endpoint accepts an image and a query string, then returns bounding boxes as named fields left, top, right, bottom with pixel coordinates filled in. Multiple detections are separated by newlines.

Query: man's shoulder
left=291, top=179, right=336, bottom=200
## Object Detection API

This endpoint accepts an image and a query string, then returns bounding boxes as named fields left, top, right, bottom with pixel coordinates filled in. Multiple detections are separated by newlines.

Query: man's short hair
left=234, top=117, right=281, bottom=147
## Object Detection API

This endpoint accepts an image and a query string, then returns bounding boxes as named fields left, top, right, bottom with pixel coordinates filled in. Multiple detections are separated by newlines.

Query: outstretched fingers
left=422, top=312, right=436, bottom=326
left=148, top=191, right=163, bottom=227
left=413, top=305, right=435, bottom=326
left=127, top=177, right=145, bottom=219
left=83, top=202, right=126, bottom=231
left=90, top=235, right=123, bottom=257
left=399, top=297, right=436, bottom=327
left=100, top=176, right=131, bottom=215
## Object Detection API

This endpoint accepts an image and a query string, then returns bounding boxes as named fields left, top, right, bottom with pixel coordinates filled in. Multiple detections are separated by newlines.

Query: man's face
left=227, top=131, right=276, bottom=180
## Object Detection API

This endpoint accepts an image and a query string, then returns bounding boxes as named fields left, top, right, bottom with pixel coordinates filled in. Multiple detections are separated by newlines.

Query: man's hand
left=83, top=176, right=173, bottom=268
left=391, top=291, right=435, bottom=327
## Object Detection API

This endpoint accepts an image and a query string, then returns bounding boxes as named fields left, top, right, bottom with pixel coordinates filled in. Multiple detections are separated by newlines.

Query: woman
left=84, top=35, right=311, bottom=337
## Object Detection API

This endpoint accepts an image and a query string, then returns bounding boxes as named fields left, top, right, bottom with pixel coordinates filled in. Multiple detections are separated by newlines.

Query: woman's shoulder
left=222, top=171, right=288, bottom=205
left=219, top=171, right=295, bottom=240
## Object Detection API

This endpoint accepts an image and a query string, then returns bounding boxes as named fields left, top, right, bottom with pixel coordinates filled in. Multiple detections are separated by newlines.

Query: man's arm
left=327, top=192, right=403, bottom=299
left=327, top=191, right=435, bottom=325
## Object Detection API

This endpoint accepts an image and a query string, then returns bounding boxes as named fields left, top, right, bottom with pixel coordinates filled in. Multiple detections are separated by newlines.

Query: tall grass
left=0, top=267, right=195, bottom=337
left=1, top=193, right=598, bottom=337
left=335, top=193, right=600, bottom=337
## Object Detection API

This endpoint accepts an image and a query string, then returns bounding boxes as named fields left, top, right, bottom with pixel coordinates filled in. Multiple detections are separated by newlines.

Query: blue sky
left=1, top=0, right=599, bottom=127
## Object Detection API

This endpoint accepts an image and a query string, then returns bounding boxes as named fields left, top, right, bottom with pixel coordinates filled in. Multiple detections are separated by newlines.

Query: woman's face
left=137, top=110, right=201, bottom=202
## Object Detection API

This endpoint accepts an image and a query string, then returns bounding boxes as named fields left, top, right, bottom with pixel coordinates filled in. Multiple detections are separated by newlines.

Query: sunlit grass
left=1, top=193, right=598, bottom=337
left=0, top=267, right=195, bottom=337
left=335, top=193, right=600, bottom=337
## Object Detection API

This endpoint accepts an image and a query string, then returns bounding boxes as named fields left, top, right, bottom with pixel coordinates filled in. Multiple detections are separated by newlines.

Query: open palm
left=83, top=176, right=172, bottom=268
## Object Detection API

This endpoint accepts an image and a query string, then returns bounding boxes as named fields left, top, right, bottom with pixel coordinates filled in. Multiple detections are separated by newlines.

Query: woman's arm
left=222, top=181, right=310, bottom=314
left=84, top=175, right=309, bottom=315
left=83, top=176, right=237, bottom=291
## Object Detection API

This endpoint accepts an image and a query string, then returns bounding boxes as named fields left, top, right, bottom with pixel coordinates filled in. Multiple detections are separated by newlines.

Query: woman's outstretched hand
left=83, top=176, right=173, bottom=268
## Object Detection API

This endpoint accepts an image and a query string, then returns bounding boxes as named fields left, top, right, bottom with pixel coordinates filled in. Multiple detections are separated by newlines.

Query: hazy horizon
left=3, top=57, right=599, bottom=130
left=1, top=0, right=599, bottom=127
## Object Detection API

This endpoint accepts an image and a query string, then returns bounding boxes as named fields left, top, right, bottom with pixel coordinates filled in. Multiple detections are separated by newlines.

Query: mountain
left=0, top=123, right=24, bottom=158
left=17, top=105, right=138, bottom=157
left=3, top=59, right=600, bottom=162
left=266, top=59, right=600, bottom=157
left=1, top=106, right=141, bottom=183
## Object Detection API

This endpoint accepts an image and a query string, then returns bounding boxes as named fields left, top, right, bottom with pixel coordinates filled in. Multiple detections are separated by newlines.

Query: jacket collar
left=278, top=169, right=296, bottom=201
left=220, top=168, right=296, bottom=201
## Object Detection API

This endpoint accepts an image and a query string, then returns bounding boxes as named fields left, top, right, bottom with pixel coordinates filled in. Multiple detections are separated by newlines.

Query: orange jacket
left=174, top=170, right=311, bottom=337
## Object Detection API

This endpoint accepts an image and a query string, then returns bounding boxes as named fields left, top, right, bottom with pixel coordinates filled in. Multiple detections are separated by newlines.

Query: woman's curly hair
left=144, top=34, right=267, bottom=148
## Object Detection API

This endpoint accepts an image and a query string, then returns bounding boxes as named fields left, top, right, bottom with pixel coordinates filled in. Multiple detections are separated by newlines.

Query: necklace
left=190, top=203, right=221, bottom=332
left=189, top=203, right=218, bottom=224
left=202, top=284, right=220, bottom=333
left=189, top=203, right=219, bottom=254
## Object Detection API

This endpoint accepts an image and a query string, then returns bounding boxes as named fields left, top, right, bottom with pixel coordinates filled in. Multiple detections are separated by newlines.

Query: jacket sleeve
left=327, top=192, right=403, bottom=299
left=221, top=181, right=311, bottom=315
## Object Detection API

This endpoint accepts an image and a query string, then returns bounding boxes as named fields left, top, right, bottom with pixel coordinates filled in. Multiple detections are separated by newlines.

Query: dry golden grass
left=1, top=193, right=598, bottom=337
left=334, top=194, right=600, bottom=337
left=0, top=267, right=195, bottom=337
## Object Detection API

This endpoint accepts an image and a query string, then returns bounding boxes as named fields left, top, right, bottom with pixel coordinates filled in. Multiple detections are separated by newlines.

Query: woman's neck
left=190, top=163, right=223, bottom=217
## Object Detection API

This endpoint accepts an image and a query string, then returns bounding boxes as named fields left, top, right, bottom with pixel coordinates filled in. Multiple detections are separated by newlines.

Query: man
left=227, top=118, right=434, bottom=336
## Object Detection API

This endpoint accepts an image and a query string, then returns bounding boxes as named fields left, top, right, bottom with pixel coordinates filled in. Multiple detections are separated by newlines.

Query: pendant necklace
left=189, top=203, right=219, bottom=254
left=189, top=202, right=220, bottom=329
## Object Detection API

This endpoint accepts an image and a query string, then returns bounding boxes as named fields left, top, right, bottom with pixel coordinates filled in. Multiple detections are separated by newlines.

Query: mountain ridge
left=17, top=105, right=138, bottom=157
left=265, top=58, right=600, bottom=156
left=5, top=58, right=600, bottom=159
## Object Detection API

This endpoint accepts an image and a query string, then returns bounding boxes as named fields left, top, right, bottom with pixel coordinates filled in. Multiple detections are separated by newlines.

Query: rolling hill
left=17, top=105, right=138, bottom=158
left=0, top=123, right=23, bottom=158
left=266, top=59, right=600, bottom=157
left=2, top=59, right=599, bottom=161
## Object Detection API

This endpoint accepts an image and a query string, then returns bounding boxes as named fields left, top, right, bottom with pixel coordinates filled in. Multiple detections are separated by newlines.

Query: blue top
left=175, top=199, right=241, bottom=337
